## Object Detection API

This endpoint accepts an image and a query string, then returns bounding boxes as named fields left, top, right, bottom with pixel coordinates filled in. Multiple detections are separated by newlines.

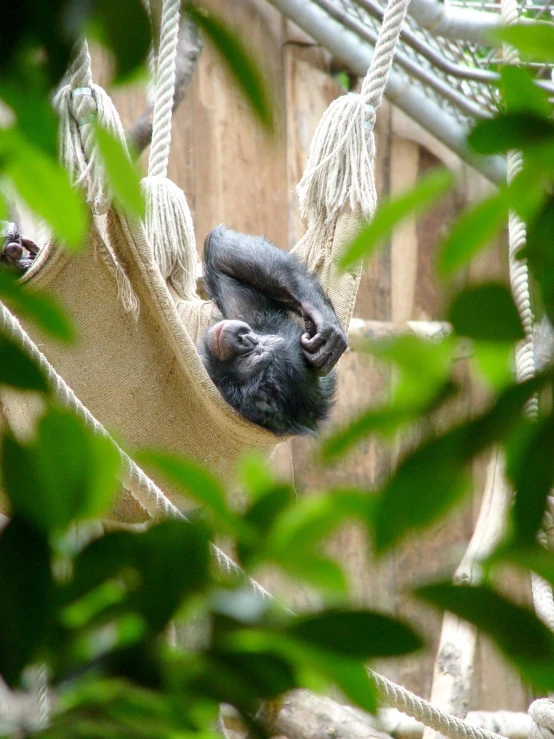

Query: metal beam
left=268, top=0, right=506, bottom=184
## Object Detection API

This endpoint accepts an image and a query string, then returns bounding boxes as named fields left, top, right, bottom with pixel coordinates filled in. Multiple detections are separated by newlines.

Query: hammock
left=0, top=0, right=392, bottom=521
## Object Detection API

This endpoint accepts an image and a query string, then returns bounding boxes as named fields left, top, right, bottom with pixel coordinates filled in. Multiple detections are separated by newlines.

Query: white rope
left=148, top=0, right=181, bottom=178
left=142, top=0, right=198, bottom=299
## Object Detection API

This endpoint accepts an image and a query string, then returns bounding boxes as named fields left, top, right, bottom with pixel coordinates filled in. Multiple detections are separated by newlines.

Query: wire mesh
left=316, top=0, right=554, bottom=126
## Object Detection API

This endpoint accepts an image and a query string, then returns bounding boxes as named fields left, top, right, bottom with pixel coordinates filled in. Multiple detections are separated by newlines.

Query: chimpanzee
left=0, top=223, right=39, bottom=271
left=201, top=226, right=347, bottom=434
left=1, top=223, right=347, bottom=435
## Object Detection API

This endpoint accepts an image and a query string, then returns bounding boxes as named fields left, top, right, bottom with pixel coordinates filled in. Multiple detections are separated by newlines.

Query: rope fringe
left=141, top=175, right=198, bottom=300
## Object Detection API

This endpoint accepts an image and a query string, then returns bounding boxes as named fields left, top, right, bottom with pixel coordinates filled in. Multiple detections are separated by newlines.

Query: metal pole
left=268, top=0, right=506, bottom=183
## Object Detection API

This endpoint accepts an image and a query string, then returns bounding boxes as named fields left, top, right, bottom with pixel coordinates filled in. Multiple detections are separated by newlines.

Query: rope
left=370, top=672, right=504, bottom=739
left=148, top=0, right=181, bottom=178
left=500, top=0, right=554, bottom=734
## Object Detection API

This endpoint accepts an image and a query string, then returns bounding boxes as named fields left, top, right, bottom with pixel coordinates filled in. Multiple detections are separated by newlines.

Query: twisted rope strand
left=148, top=0, right=181, bottom=177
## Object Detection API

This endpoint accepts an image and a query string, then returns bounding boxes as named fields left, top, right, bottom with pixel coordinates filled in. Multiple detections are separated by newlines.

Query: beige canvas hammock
left=0, top=24, right=372, bottom=523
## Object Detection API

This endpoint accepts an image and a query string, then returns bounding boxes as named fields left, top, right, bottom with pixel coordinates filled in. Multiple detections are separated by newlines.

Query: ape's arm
left=203, top=226, right=348, bottom=372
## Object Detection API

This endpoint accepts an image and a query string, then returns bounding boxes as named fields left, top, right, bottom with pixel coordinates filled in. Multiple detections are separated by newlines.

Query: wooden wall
left=98, top=0, right=532, bottom=714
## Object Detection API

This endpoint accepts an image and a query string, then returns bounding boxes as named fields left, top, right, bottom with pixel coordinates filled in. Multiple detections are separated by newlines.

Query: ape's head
left=201, top=316, right=337, bottom=435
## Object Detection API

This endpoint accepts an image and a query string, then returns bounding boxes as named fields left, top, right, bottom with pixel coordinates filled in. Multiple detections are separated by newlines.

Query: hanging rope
left=141, top=0, right=197, bottom=300
left=500, top=0, right=554, bottom=733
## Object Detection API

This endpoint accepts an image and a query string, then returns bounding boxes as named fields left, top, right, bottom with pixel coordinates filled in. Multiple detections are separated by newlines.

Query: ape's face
left=204, top=319, right=285, bottom=376
left=201, top=316, right=337, bottom=436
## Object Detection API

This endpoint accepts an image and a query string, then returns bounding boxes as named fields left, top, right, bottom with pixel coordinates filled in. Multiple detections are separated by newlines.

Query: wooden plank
left=191, top=0, right=287, bottom=252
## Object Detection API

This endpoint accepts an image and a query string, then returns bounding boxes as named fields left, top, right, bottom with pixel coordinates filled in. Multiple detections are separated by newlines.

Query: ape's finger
left=301, top=332, right=325, bottom=351
left=21, top=236, right=39, bottom=254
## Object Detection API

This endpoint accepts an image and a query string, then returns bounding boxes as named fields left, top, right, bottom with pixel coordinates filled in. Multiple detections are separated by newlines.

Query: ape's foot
left=0, top=223, right=39, bottom=273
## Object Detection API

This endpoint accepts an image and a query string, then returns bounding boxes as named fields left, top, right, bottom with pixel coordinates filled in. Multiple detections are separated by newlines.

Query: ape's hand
left=0, top=222, right=39, bottom=272
left=300, top=304, right=348, bottom=374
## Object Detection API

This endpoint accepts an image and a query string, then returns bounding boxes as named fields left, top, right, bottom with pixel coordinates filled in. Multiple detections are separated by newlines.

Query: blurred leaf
left=447, top=283, right=524, bottom=341
left=194, top=648, right=297, bottom=711
left=187, top=7, right=273, bottom=132
left=373, top=375, right=545, bottom=553
left=492, top=545, right=554, bottom=589
left=0, top=518, right=53, bottom=686
left=524, top=197, right=554, bottom=327
left=238, top=485, right=294, bottom=564
left=0, top=128, right=87, bottom=249
left=137, top=450, right=235, bottom=530
left=2, top=408, right=118, bottom=532
left=287, top=610, right=423, bottom=659
left=280, top=554, right=348, bottom=594
left=494, top=24, right=554, bottom=63
left=340, top=169, right=454, bottom=269
left=416, top=582, right=554, bottom=691
left=321, top=406, right=414, bottom=462
left=373, top=428, right=472, bottom=553
left=501, top=66, right=552, bottom=117
left=90, top=0, right=150, bottom=83
left=370, top=335, right=456, bottom=406
left=71, top=521, right=210, bottom=634
left=237, top=452, right=277, bottom=501
left=469, top=113, right=554, bottom=155
left=95, top=124, right=145, bottom=217
left=0, top=334, right=48, bottom=391
left=472, top=340, right=513, bottom=390
left=437, top=192, right=508, bottom=275
left=0, top=269, right=74, bottom=342
left=0, top=79, right=59, bottom=157
left=505, top=417, right=554, bottom=545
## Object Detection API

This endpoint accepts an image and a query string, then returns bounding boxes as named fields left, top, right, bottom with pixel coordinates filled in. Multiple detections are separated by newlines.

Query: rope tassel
left=141, top=175, right=198, bottom=300
left=297, top=94, right=377, bottom=227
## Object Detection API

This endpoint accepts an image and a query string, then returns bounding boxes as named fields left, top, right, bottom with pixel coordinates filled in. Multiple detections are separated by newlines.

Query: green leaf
left=501, top=66, right=552, bottom=117
left=505, top=417, right=554, bottom=545
left=472, top=341, right=513, bottom=390
left=437, top=192, right=508, bottom=275
left=0, top=269, right=74, bottom=342
left=468, top=113, right=554, bottom=155
left=90, top=0, right=150, bottom=84
left=238, top=485, right=294, bottom=565
left=340, top=169, right=454, bottom=269
left=373, top=428, right=472, bottom=554
left=138, top=450, right=230, bottom=521
left=186, top=7, right=273, bottom=132
left=494, top=24, right=554, bottom=63
left=287, top=610, right=423, bottom=659
left=94, top=124, right=145, bottom=217
left=524, top=197, right=554, bottom=328
left=447, top=283, right=524, bottom=341
left=2, top=408, right=119, bottom=532
left=280, top=554, right=348, bottom=594
left=373, top=375, right=544, bottom=553
left=0, top=334, right=48, bottom=391
left=0, top=128, right=87, bottom=249
left=0, top=518, right=53, bottom=687
left=321, top=405, right=418, bottom=462
left=70, top=521, right=210, bottom=634
left=416, top=582, right=554, bottom=691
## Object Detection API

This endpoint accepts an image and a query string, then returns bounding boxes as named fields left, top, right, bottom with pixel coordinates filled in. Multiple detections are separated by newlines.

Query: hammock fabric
left=0, top=202, right=362, bottom=522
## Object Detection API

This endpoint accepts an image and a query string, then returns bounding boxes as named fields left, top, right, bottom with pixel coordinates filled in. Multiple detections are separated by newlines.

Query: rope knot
left=70, top=87, right=97, bottom=126
left=529, top=699, right=554, bottom=739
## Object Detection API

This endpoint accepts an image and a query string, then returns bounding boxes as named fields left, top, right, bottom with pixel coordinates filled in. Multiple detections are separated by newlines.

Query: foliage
left=1, top=10, right=554, bottom=738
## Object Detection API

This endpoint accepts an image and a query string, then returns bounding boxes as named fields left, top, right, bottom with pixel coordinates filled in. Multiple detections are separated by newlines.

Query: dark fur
left=199, top=227, right=342, bottom=436
left=201, top=309, right=337, bottom=435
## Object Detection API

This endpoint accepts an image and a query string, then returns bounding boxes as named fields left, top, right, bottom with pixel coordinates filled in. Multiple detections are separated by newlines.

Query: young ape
left=201, top=226, right=347, bottom=435
left=1, top=223, right=347, bottom=435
